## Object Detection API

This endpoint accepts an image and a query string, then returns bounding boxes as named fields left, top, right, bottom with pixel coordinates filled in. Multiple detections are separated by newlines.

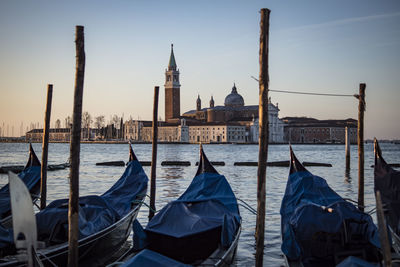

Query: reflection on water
left=160, top=167, right=185, bottom=199
left=0, top=142, right=399, bottom=266
left=344, top=167, right=351, bottom=183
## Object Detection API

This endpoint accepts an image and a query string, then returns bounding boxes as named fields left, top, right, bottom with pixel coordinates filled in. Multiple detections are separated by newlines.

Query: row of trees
left=54, top=113, right=123, bottom=130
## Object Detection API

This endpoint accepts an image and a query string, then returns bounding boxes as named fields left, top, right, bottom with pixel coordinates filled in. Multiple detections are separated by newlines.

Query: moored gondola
left=374, top=139, right=400, bottom=254
left=0, top=143, right=148, bottom=266
left=0, top=144, right=41, bottom=228
left=122, top=145, right=241, bottom=267
left=281, top=146, right=382, bottom=266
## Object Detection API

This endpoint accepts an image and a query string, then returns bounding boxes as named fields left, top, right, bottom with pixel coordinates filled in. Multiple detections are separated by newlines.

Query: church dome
left=224, top=83, right=244, bottom=107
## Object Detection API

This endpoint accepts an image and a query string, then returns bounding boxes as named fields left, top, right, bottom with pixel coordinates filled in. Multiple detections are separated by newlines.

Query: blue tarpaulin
left=0, top=165, right=41, bottom=219
left=131, top=169, right=240, bottom=264
left=146, top=172, right=240, bottom=245
left=0, top=165, right=41, bottom=248
left=0, top=159, right=148, bottom=249
left=122, top=249, right=192, bottom=267
left=336, top=256, right=379, bottom=267
left=280, top=169, right=381, bottom=265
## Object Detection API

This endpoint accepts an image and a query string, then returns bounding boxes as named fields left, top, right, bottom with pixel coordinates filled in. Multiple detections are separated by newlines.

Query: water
left=1, top=142, right=399, bottom=266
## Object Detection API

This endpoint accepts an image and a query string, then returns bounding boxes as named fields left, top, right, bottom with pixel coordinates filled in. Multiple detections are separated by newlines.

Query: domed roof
left=224, top=83, right=244, bottom=107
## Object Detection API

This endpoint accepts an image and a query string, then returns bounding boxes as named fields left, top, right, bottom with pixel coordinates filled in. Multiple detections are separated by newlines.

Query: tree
left=65, top=116, right=72, bottom=128
left=82, top=111, right=93, bottom=140
left=94, top=115, right=105, bottom=130
left=55, top=119, right=61, bottom=129
left=94, top=115, right=105, bottom=139
left=82, top=111, right=92, bottom=128
left=111, top=115, right=121, bottom=128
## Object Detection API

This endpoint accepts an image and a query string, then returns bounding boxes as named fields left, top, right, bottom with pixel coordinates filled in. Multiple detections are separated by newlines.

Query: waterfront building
left=140, top=120, right=189, bottom=142
left=283, top=117, right=357, bottom=144
left=26, top=128, right=71, bottom=142
left=122, top=45, right=285, bottom=143
left=161, top=45, right=285, bottom=143
left=124, top=119, right=151, bottom=141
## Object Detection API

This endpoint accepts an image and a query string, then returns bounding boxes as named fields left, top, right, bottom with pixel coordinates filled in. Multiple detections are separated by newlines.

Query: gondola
left=0, top=144, right=41, bottom=228
left=0, top=143, right=148, bottom=266
left=122, top=145, right=241, bottom=267
left=280, top=146, right=382, bottom=267
left=374, top=139, right=400, bottom=254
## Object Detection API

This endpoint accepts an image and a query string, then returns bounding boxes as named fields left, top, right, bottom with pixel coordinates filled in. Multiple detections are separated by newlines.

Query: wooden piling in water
left=356, top=83, right=365, bottom=212
left=149, top=86, right=159, bottom=220
left=345, top=126, right=350, bottom=171
left=40, top=84, right=53, bottom=210
left=256, top=8, right=270, bottom=267
left=68, top=25, right=85, bottom=267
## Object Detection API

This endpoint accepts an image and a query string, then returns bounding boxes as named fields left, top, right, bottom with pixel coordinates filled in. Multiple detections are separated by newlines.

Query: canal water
left=1, top=142, right=399, bottom=266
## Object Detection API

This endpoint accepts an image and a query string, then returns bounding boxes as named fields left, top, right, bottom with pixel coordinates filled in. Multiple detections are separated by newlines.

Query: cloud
left=284, top=12, right=400, bottom=32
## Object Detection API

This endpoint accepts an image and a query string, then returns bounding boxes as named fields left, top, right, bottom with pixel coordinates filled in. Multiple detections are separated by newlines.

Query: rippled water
left=1, top=142, right=399, bottom=266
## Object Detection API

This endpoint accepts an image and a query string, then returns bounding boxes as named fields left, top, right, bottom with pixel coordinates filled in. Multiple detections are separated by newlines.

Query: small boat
left=280, top=146, right=382, bottom=266
left=123, top=145, right=241, bottom=266
left=0, top=143, right=148, bottom=266
left=374, top=139, right=400, bottom=253
left=0, top=144, right=41, bottom=227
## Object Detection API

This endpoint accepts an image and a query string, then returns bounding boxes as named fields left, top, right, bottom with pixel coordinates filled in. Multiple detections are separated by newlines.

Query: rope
left=36, top=251, right=57, bottom=267
left=237, top=198, right=257, bottom=215
left=269, top=89, right=356, bottom=97
left=141, top=201, right=157, bottom=214
left=250, top=76, right=356, bottom=97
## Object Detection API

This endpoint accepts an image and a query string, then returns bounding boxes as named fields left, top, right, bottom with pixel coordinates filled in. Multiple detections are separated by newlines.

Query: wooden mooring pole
left=149, top=86, right=159, bottom=221
left=345, top=126, right=350, bottom=172
left=68, top=25, right=85, bottom=267
left=40, top=84, right=53, bottom=210
left=255, top=8, right=270, bottom=267
left=356, top=83, right=366, bottom=211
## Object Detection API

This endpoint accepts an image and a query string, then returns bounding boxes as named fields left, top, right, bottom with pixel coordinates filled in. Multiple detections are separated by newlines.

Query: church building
left=124, top=45, right=285, bottom=143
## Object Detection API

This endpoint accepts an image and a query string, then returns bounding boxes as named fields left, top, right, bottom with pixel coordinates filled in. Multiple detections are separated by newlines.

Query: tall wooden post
left=68, top=25, right=85, bottom=267
left=375, top=191, right=392, bottom=267
left=345, top=126, right=350, bottom=171
left=40, top=84, right=53, bottom=210
left=149, top=86, right=159, bottom=220
left=256, top=8, right=270, bottom=267
left=357, top=83, right=365, bottom=211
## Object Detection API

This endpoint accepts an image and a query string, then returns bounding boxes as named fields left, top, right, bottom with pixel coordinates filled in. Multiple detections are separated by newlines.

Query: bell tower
left=196, top=95, right=201, bottom=111
left=165, top=44, right=181, bottom=122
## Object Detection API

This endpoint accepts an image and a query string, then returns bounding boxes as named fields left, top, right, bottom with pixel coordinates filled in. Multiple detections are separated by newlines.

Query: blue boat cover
left=0, top=165, right=41, bottom=219
left=335, top=256, right=379, bottom=267
left=145, top=172, right=240, bottom=246
left=280, top=170, right=381, bottom=263
left=0, top=159, right=148, bottom=249
left=122, top=249, right=192, bottom=267
left=0, top=165, right=41, bottom=248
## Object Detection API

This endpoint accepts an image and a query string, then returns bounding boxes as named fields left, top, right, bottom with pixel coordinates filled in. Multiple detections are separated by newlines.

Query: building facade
left=26, top=128, right=71, bottom=142
left=123, top=45, right=285, bottom=144
left=283, top=117, right=357, bottom=144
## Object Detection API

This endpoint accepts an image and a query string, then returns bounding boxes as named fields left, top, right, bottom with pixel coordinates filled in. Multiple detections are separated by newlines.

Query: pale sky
left=0, top=0, right=399, bottom=139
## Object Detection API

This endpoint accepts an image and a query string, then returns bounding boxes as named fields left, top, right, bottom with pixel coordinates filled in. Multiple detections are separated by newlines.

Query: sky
left=0, top=0, right=399, bottom=139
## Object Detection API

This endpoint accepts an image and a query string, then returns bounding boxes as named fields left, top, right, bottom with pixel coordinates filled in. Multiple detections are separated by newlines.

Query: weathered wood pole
left=68, top=25, right=85, bottom=267
left=149, top=86, right=159, bottom=220
left=40, top=84, right=53, bottom=210
left=357, top=83, right=366, bottom=211
left=256, top=8, right=270, bottom=267
left=345, top=126, right=350, bottom=171
left=375, top=191, right=392, bottom=267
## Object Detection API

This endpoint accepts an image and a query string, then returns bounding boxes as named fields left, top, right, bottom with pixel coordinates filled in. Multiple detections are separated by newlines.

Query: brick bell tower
left=164, top=44, right=181, bottom=122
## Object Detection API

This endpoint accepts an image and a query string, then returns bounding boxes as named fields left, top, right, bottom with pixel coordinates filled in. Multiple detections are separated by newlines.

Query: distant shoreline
left=0, top=140, right=391, bottom=145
